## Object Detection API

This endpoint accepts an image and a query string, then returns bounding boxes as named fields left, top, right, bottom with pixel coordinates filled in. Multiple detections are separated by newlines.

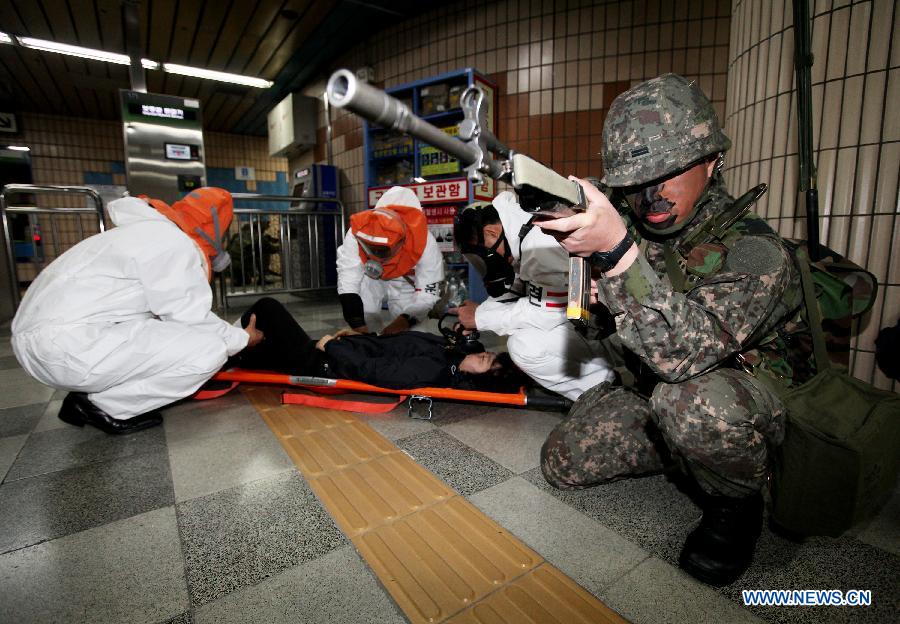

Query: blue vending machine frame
left=293, top=164, right=340, bottom=285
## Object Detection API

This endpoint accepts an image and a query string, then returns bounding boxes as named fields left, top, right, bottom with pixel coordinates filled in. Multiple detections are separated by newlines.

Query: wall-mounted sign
left=424, top=205, right=458, bottom=252
left=235, top=166, right=255, bottom=180
left=420, top=125, right=461, bottom=177
left=473, top=177, right=495, bottom=202
left=142, top=104, right=184, bottom=120
left=165, top=143, right=191, bottom=160
left=368, top=178, right=468, bottom=207
left=420, top=148, right=460, bottom=176
left=125, top=101, right=198, bottom=123
left=0, top=111, right=18, bottom=134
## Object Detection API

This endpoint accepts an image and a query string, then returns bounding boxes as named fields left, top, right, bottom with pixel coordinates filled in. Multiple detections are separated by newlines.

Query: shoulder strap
left=518, top=217, right=536, bottom=245
left=663, top=244, right=688, bottom=292
left=665, top=184, right=770, bottom=293
left=709, top=184, right=768, bottom=240
left=678, top=183, right=768, bottom=255
left=796, top=249, right=831, bottom=372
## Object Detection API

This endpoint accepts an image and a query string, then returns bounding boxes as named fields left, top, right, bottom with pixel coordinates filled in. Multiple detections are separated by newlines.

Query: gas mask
left=462, top=234, right=515, bottom=298
left=355, top=217, right=407, bottom=280
left=439, top=313, right=485, bottom=355
left=362, top=258, right=383, bottom=279
left=192, top=205, right=232, bottom=272
left=145, top=187, right=235, bottom=279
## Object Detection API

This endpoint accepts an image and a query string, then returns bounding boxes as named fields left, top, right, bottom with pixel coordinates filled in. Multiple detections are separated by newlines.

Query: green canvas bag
left=769, top=250, right=900, bottom=537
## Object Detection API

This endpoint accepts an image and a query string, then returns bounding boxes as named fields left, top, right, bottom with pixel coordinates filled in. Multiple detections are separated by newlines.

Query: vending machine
left=289, top=164, right=340, bottom=288
left=291, top=164, right=339, bottom=208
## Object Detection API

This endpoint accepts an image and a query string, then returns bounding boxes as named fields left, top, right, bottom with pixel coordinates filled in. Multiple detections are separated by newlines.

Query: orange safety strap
left=192, top=381, right=240, bottom=400
left=281, top=391, right=407, bottom=413
left=192, top=381, right=352, bottom=401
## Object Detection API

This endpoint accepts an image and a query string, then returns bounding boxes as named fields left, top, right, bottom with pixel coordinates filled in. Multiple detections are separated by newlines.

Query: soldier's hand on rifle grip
left=537, top=176, right=639, bottom=277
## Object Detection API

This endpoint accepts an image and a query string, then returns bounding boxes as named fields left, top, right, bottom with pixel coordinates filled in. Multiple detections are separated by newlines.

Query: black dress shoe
left=679, top=492, right=763, bottom=586
left=58, top=392, right=162, bottom=435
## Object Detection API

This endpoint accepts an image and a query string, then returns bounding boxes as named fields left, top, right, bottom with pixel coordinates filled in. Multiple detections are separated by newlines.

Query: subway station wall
left=11, top=112, right=288, bottom=274
left=725, top=0, right=898, bottom=391
left=322, top=0, right=732, bottom=215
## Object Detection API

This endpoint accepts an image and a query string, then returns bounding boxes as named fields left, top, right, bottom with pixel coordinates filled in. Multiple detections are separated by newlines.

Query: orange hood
left=351, top=187, right=427, bottom=279
left=146, top=187, right=234, bottom=279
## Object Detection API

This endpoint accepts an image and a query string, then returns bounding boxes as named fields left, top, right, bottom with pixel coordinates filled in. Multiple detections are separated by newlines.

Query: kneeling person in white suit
left=11, top=188, right=263, bottom=434
left=452, top=192, right=614, bottom=401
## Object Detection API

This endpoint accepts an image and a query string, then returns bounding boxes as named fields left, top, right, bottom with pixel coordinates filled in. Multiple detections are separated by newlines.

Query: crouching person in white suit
left=336, top=186, right=445, bottom=335
left=11, top=188, right=263, bottom=434
left=452, top=192, right=614, bottom=401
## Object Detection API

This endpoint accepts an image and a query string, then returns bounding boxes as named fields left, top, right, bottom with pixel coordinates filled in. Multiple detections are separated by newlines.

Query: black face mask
left=438, top=313, right=485, bottom=355
left=463, top=235, right=515, bottom=297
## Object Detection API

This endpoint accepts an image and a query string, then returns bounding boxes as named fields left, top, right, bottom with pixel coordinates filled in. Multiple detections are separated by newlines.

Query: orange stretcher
left=194, top=369, right=572, bottom=418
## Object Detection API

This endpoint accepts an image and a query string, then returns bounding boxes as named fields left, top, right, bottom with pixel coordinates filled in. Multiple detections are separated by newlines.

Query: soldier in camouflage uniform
left=537, top=74, right=809, bottom=587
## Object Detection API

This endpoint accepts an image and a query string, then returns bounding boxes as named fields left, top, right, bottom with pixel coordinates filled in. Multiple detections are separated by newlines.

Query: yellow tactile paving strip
left=313, top=453, right=456, bottom=537
left=445, top=565, right=624, bottom=624
left=243, top=385, right=628, bottom=624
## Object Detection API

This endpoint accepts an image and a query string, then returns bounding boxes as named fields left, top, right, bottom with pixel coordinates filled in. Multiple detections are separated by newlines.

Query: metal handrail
left=234, top=208, right=341, bottom=215
left=0, top=186, right=346, bottom=312
left=215, top=193, right=345, bottom=313
left=231, top=193, right=342, bottom=207
left=1, top=184, right=107, bottom=308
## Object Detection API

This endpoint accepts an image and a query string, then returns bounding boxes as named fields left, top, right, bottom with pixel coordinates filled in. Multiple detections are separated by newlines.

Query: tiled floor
left=0, top=294, right=897, bottom=624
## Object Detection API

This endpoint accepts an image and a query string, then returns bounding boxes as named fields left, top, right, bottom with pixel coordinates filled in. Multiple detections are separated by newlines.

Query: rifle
left=325, top=69, right=592, bottom=329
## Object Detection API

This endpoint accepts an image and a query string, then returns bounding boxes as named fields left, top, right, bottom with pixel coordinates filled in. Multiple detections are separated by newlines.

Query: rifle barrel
left=326, top=69, right=480, bottom=168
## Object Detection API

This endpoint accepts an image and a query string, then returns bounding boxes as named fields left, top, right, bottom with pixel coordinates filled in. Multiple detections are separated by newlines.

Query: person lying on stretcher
left=229, top=297, right=527, bottom=391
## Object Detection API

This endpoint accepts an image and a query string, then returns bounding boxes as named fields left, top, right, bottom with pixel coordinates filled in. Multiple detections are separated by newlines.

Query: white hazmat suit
left=473, top=191, right=614, bottom=400
left=336, top=187, right=445, bottom=331
left=12, top=196, right=248, bottom=419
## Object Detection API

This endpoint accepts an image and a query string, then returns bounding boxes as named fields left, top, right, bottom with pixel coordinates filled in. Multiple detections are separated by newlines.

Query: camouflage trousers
left=540, top=368, right=786, bottom=497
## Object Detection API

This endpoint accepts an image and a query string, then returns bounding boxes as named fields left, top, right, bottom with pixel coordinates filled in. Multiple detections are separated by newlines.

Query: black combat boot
left=678, top=492, right=763, bottom=586
left=58, top=392, right=162, bottom=435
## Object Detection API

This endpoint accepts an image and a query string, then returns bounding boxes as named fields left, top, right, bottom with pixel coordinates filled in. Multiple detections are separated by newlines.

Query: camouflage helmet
left=601, top=74, right=730, bottom=188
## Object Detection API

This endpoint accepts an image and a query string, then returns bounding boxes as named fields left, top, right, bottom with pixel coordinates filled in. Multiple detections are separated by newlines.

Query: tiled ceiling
left=0, top=0, right=438, bottom=135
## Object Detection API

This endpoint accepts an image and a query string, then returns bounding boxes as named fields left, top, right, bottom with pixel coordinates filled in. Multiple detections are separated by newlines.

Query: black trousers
left=232, top=297, right=326, bottom=375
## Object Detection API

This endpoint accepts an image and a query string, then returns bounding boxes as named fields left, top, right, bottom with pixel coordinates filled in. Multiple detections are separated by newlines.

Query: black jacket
left=324, top=332, right=466, bottom=389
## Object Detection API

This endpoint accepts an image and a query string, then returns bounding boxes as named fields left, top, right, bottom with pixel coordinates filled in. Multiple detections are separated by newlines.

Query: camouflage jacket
left=599, top=178, right=810, bottom=387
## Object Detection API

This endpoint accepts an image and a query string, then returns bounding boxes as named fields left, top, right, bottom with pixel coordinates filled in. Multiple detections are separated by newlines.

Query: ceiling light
left=17, top=36, right=158, bottom=70
left=21, top=36, right=129, bottom=64
left=6, top=33, right=271, bottom=89
left=6, top=146, right=30, bottom=151
left=163, top=63, right=273, bottom=89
